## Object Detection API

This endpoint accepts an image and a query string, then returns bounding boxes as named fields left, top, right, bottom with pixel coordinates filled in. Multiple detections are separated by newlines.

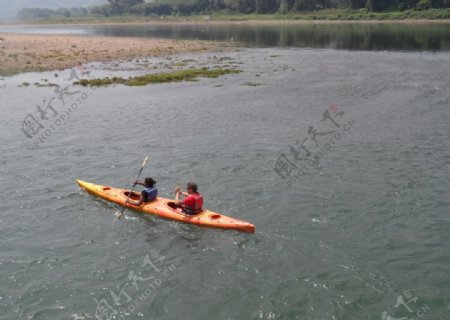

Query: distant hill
left=0, top=0, right=105, bottom=21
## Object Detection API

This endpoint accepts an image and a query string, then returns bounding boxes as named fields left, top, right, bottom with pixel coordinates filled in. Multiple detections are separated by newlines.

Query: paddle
left=174, top=184, right=181, bottom=202
left=115, top=156, right=149, bottom=220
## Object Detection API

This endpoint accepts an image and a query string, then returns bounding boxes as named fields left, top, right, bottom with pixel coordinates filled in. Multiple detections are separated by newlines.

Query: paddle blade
left=142, top=156, right=149, bottom=167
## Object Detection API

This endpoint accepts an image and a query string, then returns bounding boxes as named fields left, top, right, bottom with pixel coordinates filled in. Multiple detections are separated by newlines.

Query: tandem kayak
left=76, top=180, right=255, bottom=233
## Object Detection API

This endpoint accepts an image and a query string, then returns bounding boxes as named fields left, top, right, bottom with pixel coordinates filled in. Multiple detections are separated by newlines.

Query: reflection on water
left=103, top=23, right=450, bottom=51
left=1, top=22, right=450, bottom=51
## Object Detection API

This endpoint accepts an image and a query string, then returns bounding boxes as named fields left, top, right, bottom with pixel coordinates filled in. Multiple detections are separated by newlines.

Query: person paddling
left=126, top=177, right=157, bottom=206
left=174, top=182, right=203, bottom=215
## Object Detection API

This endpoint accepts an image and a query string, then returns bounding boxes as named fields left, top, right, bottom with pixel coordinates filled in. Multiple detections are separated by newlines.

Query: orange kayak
left=76, top=180, right=255, bottom=233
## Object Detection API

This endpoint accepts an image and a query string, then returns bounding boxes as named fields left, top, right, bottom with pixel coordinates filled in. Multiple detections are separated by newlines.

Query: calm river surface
left=1, top=22, right=450, bottom=51
left=0, top=24, right=450, bottom=320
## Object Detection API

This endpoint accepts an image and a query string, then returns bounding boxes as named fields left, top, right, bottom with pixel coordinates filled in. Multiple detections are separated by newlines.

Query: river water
left=1, top=22, right=450, bottom=51
left=0, top=24, right=450, bottom=320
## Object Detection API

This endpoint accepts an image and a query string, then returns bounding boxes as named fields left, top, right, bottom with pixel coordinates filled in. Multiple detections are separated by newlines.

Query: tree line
left=17, top=7, right=88, bottom=20
left=90, top=0, right=450, bottom=15
left=17, top=0, right=450, bottom=20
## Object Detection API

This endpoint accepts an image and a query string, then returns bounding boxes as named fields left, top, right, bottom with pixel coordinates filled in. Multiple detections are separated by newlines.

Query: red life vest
left=183, top=193, right=203, bottom=215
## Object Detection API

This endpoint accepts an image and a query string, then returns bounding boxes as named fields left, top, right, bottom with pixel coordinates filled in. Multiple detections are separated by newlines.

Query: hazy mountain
left=0, top=0, right=106, bottom=21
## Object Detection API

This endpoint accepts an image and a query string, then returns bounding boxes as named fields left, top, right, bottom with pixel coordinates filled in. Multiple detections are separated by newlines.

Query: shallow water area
left=1, top=46, right=450, bottom=320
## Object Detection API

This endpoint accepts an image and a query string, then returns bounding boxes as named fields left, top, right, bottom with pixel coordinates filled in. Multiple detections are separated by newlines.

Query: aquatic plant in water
left=74, top=68, right=241, bottom=87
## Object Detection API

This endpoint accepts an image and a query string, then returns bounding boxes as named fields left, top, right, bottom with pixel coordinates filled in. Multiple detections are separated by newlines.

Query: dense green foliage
left=16, top=0, right=450, bottom=20
left=107, top=0, right=145, bottom=14
left=91, top=0, right=450, bottom=15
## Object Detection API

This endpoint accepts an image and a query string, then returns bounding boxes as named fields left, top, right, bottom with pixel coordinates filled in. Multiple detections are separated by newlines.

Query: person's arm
left=175, top=192, right=184, bottom=206
left=134, top=180, right=146, bottom=187
left=174, top=186, right=187, bottom=206
left=125, top=194, right=144, bottom=206
left=176, top=195, right=195, bottom=208
left=174, top=186, right=189, bottom=197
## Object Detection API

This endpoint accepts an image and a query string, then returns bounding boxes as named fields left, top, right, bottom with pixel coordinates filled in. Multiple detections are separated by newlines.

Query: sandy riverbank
left=0, top=33, right=223, bottom=76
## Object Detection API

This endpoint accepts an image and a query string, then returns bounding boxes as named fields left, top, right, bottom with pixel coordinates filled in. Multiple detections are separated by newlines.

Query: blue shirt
left=142, top=187, right=157, bottom=202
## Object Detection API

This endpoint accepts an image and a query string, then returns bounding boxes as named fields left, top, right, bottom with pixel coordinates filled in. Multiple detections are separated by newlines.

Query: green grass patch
left=242, top=82, right=263, bottom=87
left=34, top=82, right=58, bottom=87
left=74, top=67, right=241, bottom=87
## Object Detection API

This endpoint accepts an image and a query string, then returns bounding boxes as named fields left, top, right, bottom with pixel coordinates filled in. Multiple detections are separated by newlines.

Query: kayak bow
left=76, top=180, right=255, bottom=233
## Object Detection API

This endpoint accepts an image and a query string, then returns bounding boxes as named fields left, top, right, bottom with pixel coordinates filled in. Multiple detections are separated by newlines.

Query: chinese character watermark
left=94, top=250, right=176, bottom=320
left=381, top=290, right=431, bottom=320
left=20, top=67, right=95, bottom=148
left=274, top=103, right=356, bottom=187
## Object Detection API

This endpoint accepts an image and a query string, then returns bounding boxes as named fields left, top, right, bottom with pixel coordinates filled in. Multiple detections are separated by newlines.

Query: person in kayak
left=174, top=182, right=203, bottom=215
left=126, top=177, right=157, bottom=206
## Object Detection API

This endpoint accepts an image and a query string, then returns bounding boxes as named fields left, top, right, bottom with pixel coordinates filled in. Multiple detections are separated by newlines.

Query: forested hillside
left=17, top=0, right=450, bottom=19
